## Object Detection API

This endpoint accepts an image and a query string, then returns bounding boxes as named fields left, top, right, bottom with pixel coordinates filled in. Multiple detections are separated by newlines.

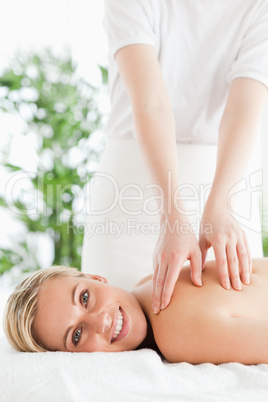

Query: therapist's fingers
left=213, top=242, right=230, bottom=290
left=160, top=258, right=185, bottom=311
left=152, top=256, right=160, bottom=284
left=199, top=235, right=211, bottom=271
left=243, top=232, right=252, bottom=275
left=236, top=239, right=251, bottom=285
left=190, top=249, right=202, bottom=287
left=226, top=243, right=242, bottom=290
left=152, top=262, right=160, bottom=308
left=152, top=260, right=168, bottom=313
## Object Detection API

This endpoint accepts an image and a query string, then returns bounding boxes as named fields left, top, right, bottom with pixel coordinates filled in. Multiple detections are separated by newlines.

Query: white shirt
left=103, top=0, right=268, bottom=145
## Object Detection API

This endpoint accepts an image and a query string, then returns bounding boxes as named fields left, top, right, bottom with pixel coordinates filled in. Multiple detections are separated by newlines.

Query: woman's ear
left=84, top=273, right=108, bottom=284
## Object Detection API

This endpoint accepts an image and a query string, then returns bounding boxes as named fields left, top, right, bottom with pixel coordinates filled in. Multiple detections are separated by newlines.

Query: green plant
left=263, top=238, right=268, bottom=256
left=262, top=208, right=268, bottom=257
left=0, top=48, right=108, bottom=276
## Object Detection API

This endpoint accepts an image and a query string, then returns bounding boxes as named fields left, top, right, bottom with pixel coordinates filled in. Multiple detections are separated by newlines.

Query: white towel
left=1, top=337, right=268, bottom=402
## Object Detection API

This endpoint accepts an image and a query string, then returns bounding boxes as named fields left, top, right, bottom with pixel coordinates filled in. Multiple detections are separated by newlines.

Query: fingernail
left=244, top=276, right=250, bottom=285
left=235, top=281, right=242, bottom=290
left=153, top=305, right=158, bottom=314
left=161, top=302, right=165, bottom=310
left=198, top=278, right=202, bottom=286
left=225, top=281, right=230, bottom=290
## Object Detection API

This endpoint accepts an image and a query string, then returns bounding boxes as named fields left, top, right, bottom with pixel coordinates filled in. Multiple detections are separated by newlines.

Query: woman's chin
left=122, top=318, right=148, bottom=352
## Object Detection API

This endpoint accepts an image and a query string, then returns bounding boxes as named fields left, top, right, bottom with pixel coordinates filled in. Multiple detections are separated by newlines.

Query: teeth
left=112, top=309, right=124, bottom=340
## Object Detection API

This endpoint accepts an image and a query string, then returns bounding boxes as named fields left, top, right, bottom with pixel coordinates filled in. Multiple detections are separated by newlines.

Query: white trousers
left=82, top=138, right=263, bottom=290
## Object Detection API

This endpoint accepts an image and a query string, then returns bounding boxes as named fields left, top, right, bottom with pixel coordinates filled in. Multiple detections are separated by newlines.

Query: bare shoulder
left=158, top=311, right=268, bottom=364
left=199, top=257, right=268, bottom=275
left=251, top=257, right=268, bottom=272
left=134, top=274, right=153, bottom=288
left=145, top=258, right=268, bottom=363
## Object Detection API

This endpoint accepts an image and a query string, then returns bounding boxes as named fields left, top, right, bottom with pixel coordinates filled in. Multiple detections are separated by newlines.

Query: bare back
left=132, top=258, right=268, bottom=364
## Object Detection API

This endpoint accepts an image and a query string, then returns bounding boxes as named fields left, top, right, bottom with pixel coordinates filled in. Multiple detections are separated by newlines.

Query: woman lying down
left=4, top=258, right=268, bottom=364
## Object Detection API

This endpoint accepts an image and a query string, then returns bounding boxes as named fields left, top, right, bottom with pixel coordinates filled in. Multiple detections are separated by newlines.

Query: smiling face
left=33, top=274, right=148, bottom=353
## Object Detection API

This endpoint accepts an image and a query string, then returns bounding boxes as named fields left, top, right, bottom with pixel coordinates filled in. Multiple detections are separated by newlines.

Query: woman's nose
left=86, top=311, right=112, bottom=334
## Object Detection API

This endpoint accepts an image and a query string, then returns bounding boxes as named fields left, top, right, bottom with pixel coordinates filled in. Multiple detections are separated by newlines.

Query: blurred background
left=0, top=0, right=268, bottom=338
left=0, top=0, right=110, bottom=337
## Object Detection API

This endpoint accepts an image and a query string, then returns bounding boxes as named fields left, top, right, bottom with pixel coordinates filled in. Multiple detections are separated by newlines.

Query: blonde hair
left=3, top=265, right=85, bottom=353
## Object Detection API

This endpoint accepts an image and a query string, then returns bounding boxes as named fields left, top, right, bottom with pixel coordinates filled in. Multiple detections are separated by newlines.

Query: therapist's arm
left=115, top=44, right=202, bottom=313
left=115, top=44, right=179, bottom=215
left=200, top=78, right=268, bottom=290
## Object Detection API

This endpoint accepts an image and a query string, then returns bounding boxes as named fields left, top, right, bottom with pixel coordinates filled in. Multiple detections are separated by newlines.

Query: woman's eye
left=81, top=290, right=89, bottom=306
left=73, top=328, right=82, bottom=346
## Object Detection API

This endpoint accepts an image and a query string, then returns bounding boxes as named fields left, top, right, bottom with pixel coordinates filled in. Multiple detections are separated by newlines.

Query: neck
left=135, top=314, right=160, bottom=354
left=131, top=279, right=163, bottom=356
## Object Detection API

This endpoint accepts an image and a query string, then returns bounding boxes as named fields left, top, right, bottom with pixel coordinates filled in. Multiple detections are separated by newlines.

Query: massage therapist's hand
left=199, top=197, right=252, bottom=291
left=152, top=215, right=202, bottom=314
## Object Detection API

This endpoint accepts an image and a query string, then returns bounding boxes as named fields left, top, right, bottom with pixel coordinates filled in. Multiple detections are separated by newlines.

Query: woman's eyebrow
left=63, top=283, right=79, bottom=349
left=71, top=283, right=79, bottom=305
left=64, top=326, right=73, bottom=350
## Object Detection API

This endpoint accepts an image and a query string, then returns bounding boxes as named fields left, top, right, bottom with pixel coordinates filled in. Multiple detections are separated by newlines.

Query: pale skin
left=115, top=43, right=268, bottom=313
left=33, top=258, right=268, bottom=364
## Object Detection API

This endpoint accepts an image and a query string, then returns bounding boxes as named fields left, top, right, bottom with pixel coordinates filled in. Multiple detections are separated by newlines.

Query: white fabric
left=103, top=0, right=268, bottom=144
left=82, top=138, right=263, bottom=290
left=82, top=0, right=266, bottom=288
left=1, top=337, right=268, bottom=402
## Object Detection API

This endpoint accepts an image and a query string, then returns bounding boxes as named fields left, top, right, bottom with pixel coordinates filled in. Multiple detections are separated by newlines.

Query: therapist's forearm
left=209, top=110, right=259, bottom=204
left=209, top=79, right=267, bottom=207
left=133, top=105, right=184, bottom=220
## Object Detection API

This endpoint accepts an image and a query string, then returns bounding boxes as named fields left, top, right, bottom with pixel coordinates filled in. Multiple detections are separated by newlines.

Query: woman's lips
left=110, top=307, right=129, bottom=343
